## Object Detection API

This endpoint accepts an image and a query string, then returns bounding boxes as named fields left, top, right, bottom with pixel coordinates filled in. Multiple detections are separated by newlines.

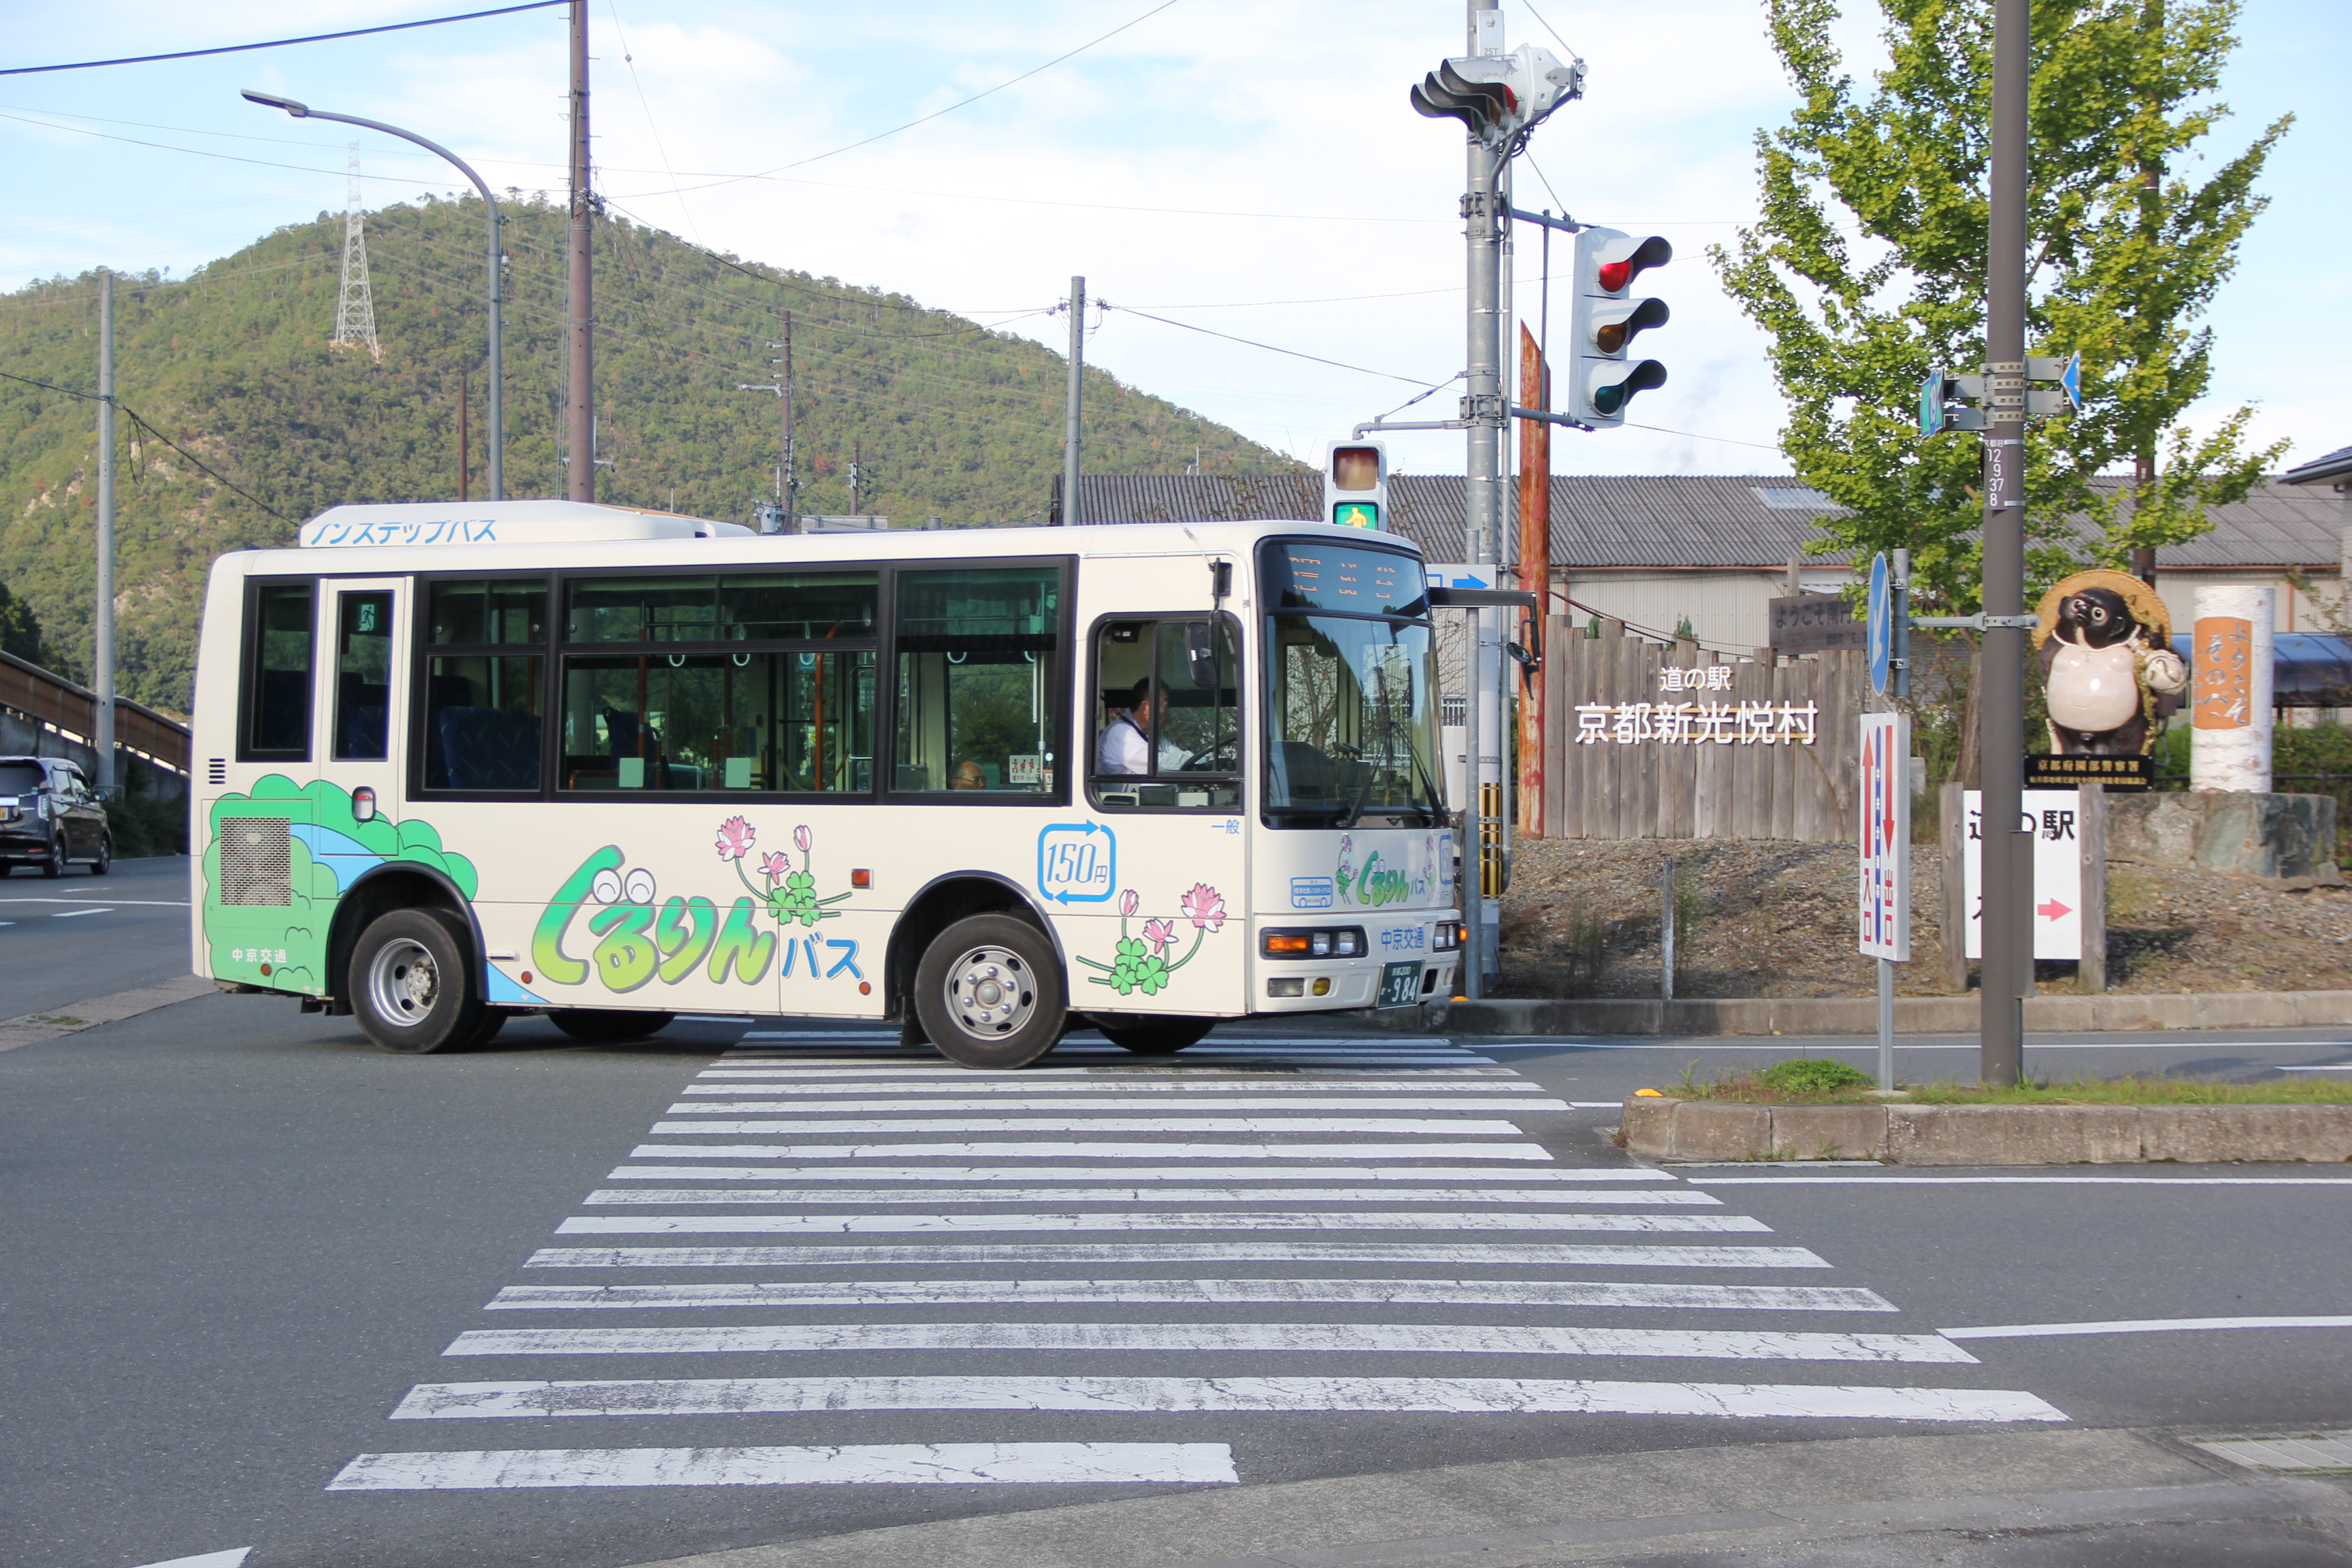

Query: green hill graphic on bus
left=203, top=777, right=480, bottom=994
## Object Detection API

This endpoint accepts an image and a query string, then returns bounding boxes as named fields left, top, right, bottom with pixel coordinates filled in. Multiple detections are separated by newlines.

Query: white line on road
left=579, top=1186, right=1721, bottom=1207
left=1943, top=1316, right=2352, bottom=1340
left=611, top=1162, right=1669, bottom=1182
left=2273, top=1065, right=2352, bottom=1072
left=673, top=1094, right=1571, bottom=1112
left=125, top=1552, right=251, bottom=1568
left=625, top=1142, right=1558, bottom=1162
left=1688, top=1176, right=2352, bottom=1187
left=327, top=1442, right=1237, bottom=1490
left=387, top=1375, right=2057, bottom=1424
left=50, top=907, right=114, bottom=917
left=484, top=1277, right=1884, bottom=1311
left=689, top=1075, right=1545, bottom=1092
left=523, top=1241, right=1829, bottom=1269
left=0, top=897, right=189, bottom=906
left=554, top=1211, right=1771, bottom=1236
left=652, top=1116, right=1529, bottom=1134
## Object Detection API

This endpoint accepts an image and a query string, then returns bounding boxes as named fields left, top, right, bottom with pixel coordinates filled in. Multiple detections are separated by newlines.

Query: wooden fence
left=0, top=647, right=191, bottom=776
left=1536, top=617, right=1865, bottom=843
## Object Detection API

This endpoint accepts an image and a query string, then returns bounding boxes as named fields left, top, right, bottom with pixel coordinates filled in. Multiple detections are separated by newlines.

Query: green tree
left=1711, top=0, right=2289, bottom=614
left=0, top=576, right=46, bottom=665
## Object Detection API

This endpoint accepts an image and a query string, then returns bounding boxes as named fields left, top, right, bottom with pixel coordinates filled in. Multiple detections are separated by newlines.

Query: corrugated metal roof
left=1075, top=473, right=2345, bottom=572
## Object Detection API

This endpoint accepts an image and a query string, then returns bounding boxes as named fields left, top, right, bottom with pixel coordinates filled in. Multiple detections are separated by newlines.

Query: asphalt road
left=0, top=854, right=192, bottom=1018
left=3, top=993, right=2348, bottom=1568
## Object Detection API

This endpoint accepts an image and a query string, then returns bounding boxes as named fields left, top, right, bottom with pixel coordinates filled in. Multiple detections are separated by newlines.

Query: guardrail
left=0, top=647, right=191, bottom=777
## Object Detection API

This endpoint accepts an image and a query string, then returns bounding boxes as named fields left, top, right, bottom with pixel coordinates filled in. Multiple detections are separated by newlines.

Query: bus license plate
left=1378, top=962, right=1423, bottom=1009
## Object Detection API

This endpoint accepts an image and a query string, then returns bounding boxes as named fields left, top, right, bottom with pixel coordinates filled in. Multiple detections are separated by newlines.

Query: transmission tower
left=331, top=142, right=382, bottom=363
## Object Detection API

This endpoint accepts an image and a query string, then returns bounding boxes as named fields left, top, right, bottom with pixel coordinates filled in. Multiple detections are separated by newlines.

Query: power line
left=0, top=1, right=568, bottom=77
left=0, top=367, right=293, bottom=522
left=1104, top=304, right=1440, bottom=387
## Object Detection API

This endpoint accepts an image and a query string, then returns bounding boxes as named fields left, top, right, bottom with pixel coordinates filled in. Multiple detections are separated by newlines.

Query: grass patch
left=1663, top=1065, right=2352, bottom=1105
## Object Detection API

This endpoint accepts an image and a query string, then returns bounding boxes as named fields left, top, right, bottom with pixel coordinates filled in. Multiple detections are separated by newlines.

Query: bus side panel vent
left=220, top=817, right=293, bottom=907
left=208, top=759, right=228, bottom=785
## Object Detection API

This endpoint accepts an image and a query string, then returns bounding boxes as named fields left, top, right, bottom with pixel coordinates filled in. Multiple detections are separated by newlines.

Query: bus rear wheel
left=550, top=1009, right=674, bottom=1043
left=350, top=909, right=487, bottom=1054
left=1096, top=1015, right=1215, bottom=1055
left=915, top=913, right=1065, bottom=1070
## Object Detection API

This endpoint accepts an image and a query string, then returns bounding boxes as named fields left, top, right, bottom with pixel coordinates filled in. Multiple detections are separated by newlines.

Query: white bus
left=189, top=500, right=1460, bottom=1068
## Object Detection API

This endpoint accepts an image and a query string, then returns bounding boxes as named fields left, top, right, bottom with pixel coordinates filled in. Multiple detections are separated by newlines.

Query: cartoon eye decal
left=591, top=867, right=624, bottom=904
left=624, top=868, right=657, bottom=904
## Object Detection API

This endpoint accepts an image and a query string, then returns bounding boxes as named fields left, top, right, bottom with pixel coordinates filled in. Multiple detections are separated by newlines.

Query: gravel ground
left=1496, top=836, right=2352, bottom=999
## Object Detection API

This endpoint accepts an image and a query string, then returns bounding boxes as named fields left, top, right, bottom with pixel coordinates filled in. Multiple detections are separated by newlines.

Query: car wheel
left=1096, top=1015, right=1215, bottom=1054
left=41, top=837, right=64, bottom=879
left=88, top=835, right=111, bottom=876
left=348, top=908, right=487, bottom=1054
left=914, top=912, right=1066, bottom=1070
left=549, top=1009, right=674, bottom=1043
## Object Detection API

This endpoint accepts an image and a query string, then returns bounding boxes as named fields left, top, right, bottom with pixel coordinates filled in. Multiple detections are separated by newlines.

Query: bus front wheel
left=1096, top=1015, right=1214, bottom=1055
left=915, top=913, right=1065, bottom=1070
left=551, top=1009, right=675, bottom=1043
left=350, top=909, right=487, bottom=1054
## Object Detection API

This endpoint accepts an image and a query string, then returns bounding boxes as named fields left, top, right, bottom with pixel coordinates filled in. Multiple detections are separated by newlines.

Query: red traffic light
left=1595, top=236, right=1673, bottom=294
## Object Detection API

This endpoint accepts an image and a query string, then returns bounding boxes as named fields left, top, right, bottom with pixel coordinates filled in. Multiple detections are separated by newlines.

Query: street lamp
left=242, top=89, right=504, bottom=501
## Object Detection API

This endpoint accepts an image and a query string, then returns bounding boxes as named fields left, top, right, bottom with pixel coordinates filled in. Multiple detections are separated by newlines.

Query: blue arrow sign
left=1867, top=553, right=1893, bottom=696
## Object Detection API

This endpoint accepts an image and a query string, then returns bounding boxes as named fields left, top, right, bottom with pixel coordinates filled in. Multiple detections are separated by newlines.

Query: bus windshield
left=1259, top=540, right=1444, bottom=827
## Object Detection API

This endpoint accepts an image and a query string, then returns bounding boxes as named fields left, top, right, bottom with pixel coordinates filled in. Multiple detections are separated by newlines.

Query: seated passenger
left=949, top=760, right=987, bottom=791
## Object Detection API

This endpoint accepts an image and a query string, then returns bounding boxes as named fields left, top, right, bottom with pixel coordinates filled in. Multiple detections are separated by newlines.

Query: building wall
left=1552, top=568, right=1858, bottom=654
left=2145, top=569, right=2342, bottom=635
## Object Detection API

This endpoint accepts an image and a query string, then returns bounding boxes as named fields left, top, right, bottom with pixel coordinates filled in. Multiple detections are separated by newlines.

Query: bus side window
left=421, top=579, right=546, bottom=792
left=891, top=567, right=1061, bottom=796
left=1088, top=617, right=1241, bottom=813
left=243, top=581, right=315, bottom=759
left=333, top=591, right=393, bottom=761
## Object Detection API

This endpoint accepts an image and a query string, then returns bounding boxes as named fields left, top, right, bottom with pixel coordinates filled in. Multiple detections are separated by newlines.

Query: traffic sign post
left=1859, top=710, right=1912, bottom=1092
left=1865, top=549, right=1910, bottom=700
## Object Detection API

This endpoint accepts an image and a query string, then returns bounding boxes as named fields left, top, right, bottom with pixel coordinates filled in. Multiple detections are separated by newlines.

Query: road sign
left=1962, top=789, right=2084, bottom=960
left=1918, top=372, right=1944, bottom=437
left=2060, top=349, right=2082, bottom=411
left=1867, top=553, right=1893, bottom=693
left=1859, top=712, right=1910, bottom=961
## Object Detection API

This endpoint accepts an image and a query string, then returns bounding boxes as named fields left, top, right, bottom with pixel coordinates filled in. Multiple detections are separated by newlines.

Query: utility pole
left=851, top=440, right=866, bottom=517
left=779, top=313, right=796, bottom=523
left=1062, top=276, right=1085, bottom=526
left=458, top=374, right=470, bottom=502
left=1978, top=0, right=2031, bottom=1085
left=565, top=0, right=594, bottom=502
left=95, top=270, right=115, bottom=794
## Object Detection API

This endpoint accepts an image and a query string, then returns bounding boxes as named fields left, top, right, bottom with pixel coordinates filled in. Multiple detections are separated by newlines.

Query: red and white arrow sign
left=2036, top=897, right=2072, bottom=921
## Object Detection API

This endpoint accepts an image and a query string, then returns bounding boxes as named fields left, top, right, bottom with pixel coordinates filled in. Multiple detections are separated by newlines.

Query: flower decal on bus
left=724, top=817, right=849, bottom=928
left=1076, top=882, right=1227, bottom=996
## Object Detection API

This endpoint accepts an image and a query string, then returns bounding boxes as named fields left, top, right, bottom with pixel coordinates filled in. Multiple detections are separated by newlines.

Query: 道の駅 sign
left=1858, top=712, right=1910, bottom=960
left=1574, top=666, right=1820, bottom=747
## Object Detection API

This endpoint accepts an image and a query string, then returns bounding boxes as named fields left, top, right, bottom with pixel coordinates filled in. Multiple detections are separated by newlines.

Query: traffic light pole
left=1979, top=0, right=2031, bottom=1085
left=1458, top=0, right=1505, bottom=1001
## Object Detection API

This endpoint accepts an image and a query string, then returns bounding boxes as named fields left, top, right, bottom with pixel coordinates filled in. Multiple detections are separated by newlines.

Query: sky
left=0, top=0, right=2341, bottom=483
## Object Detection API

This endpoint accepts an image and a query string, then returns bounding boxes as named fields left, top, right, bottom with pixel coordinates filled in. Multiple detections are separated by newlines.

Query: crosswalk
left=329, top=1029, right=2066, bottom=1495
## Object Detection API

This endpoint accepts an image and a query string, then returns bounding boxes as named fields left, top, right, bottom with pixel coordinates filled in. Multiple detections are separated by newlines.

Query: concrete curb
left=0, top=973, right=213, bottom=1052
left=1622, top=1095, right=2352, bottom=1164
left=1373, top=990, right=2352, bottom=1038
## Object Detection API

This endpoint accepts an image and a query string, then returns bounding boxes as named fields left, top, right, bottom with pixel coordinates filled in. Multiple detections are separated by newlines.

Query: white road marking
left=738, top=1031, right=900, bottom=1041
left=1690, top=1175, right=2352, bottom=1187
left=484, top=1277, right=1884, bottom=1311
left=2272, top=1065, right=2352, bottom=1072
left=0, top=897, right=190, bottom=906
left=610, top=1162, right=1670, bottom=1182
left=725, top=1051, right=1498, bottom=1067
left=689, top=1075, right=1544, bottom=1092
left=50, top=907, right=114, bottom=917
left=125, top=1552, right=251, bottom=1568
left=387, top=1375, right=2055, bottom=1424
left=554, top=1211, right=1771, bottom=1236
left=578, top=1186, right=1720, bottom=1207
left=327, top=1442, right=1237, bottom=1490
left=1530, top=1039, right=2352, bottom=1052
left=673, top=1093, right=1570, bottom=1113
left=625, top=1141, right=1557, bottom=1161
left=1943, top=1316, right=2352, bottom=1340
left=523, top=1241, right=1831, bottom=1269
left=651, top=1116, right=1529, bottom=1134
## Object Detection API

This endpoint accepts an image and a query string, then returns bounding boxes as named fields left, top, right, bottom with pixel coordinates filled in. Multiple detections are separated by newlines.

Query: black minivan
left=0, top=756, right=112, bottom=877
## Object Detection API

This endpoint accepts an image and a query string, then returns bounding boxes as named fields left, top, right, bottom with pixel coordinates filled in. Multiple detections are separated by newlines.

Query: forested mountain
left=0, top=197, right=1300, bottom=713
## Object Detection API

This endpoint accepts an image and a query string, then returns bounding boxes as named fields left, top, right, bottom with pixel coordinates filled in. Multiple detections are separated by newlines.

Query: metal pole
left=1979, top=0, right=2031, bottom=1085
left=95, top=270, right=115, bottom=794
left=1460, top=0, right=1504, bottom=1000
left=781, top=312, right=795, bottom=519
left=1063, top=276, right=1085, bottom=526
left=566, top=0, right=594, bottom=502
left=458, top=373, right=469, bottom=502
left=1878, top=957, right=1895, bottom=1092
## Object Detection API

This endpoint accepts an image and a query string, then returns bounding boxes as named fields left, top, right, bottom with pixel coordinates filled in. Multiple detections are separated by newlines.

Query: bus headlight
left=1262, top=927, right=1366, bottom=959
left=1431, top=920, right=1463, bottom=953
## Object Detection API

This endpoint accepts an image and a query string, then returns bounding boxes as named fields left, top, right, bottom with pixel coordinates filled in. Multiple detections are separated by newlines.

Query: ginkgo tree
left=1712, top=0, right=2290, bottom=614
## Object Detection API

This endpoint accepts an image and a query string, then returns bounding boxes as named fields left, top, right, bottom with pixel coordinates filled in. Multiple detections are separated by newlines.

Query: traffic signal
left=1568, top=227, right=1671, bottom=427
left=1323, top=439, right=1387, bottom=529
left=1410, top=46, right=1582, bottom=148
